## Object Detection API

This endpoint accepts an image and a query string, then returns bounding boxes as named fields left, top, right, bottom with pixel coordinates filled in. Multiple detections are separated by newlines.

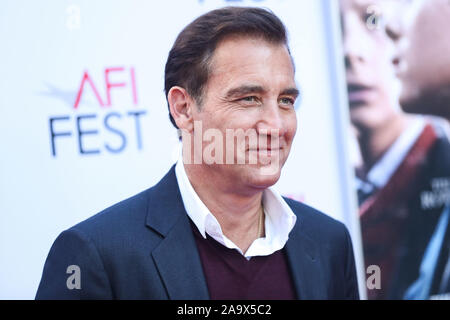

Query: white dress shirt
left=356, top=117, right=426, bottom=195
left=174, top=152, right=297, bottom=260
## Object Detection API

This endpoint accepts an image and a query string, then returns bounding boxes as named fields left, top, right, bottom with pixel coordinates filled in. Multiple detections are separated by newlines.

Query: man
left=36, top=7, right=359, bottom=300
left=340, top=0, right=450, bottom=299
left=386, top=0, right=450, bottom=121
left=384, top=0, right=450, bottom=299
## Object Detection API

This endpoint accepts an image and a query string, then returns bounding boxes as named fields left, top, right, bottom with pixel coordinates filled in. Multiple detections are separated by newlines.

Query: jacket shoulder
left=70, top=187, right=153, bottom=239
left=283, top=197, right=350, bottom=243
left=284, top=198, right=360, bottom=299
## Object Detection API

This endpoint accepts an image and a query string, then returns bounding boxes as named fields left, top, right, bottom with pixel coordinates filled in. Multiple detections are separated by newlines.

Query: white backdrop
left=0, top=0, right=364, bottom=299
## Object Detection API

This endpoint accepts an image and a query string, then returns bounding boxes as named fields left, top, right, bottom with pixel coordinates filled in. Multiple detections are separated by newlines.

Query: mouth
left=245, top=147, right=282, bottom=167
left=347, top=83, right=376, bottom=107
left=247, top=147, right=281, bottom=153
left=246, top=146, right=284, bottom=159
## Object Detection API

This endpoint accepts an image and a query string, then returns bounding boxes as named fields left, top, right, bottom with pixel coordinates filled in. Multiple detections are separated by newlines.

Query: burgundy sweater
left=191, top=222, right=297, bottom=300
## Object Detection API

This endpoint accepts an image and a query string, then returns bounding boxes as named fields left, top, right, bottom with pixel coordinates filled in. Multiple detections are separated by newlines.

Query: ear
left=167, top=86, right=195, bottom=132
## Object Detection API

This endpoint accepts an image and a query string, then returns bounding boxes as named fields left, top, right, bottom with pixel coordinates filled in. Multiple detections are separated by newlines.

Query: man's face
left=190, top=36, right=298, bottom=192
left=389, top=0, right=450, bottom=118
left=340, top=0, right=401, bottom=133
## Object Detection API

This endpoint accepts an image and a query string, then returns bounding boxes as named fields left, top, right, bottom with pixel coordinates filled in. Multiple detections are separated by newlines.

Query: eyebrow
left=225, top=85, right=265, bottom=99
left=225, top=85, right=299, bottom=99
left=280, top=87, right=300, bottom=98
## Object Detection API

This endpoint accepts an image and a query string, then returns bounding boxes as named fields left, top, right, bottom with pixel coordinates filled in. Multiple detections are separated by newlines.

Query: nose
left=342, top=15, right=369, bottom=69
left=256, top=101, right=286, bottom=138
left=385, top=19, right=403, bottom=43
left=384, top=10, right=408, bottom=66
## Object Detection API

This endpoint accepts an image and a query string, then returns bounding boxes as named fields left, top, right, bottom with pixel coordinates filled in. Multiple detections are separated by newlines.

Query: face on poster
left=339, top=0, right=450, bottom=300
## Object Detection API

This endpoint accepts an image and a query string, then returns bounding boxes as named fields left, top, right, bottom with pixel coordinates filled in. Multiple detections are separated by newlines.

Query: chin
left=246, top=165, right=282, bottom=189
left=399, top=86, right=420, bottom=113
left=400, top=87, right=450, bottom=120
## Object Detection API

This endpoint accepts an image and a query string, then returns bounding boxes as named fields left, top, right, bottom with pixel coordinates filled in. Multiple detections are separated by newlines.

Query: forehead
left=205, top=37, right=296, bottom=95
left=340, top=0, right=408, bottom=15
left=209, top=35, right=294, bottom=79
left=340, top=0, right=377, bottom=11
left=414, top=0, right=446, bottom=20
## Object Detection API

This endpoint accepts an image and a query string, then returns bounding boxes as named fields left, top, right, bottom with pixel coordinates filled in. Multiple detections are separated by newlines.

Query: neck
left=357, top=115, right=410, bottom=175
left=183, top=161, right=265, bottom=253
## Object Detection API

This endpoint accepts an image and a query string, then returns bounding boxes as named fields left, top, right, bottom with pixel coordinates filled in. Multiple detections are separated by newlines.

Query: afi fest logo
left=49, top=66, right=147, bottom=157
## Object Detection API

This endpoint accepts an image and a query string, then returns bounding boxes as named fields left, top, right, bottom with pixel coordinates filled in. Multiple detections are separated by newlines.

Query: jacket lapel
left=285, top=219, right=327, bottom=299
left=146, top=166, right=328, bottom=299
left=146, top=165, right=209, bottom=300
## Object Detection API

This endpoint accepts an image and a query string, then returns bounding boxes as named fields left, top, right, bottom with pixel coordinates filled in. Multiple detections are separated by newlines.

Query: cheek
left=225, top=110, right=261, bottom=131
left=195, top=108, right=224, bottom=131
left=407, top=33, right=429, bottom=72
left=364, top=36, right=395, bottom=73
left=284, top=113, right=298, bottom=142
left=366, top=34, right=394, bottom=63
left=369, top=60, right=397, bottom=99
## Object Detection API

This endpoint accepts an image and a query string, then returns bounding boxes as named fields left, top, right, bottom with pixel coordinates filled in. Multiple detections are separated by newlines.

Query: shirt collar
left=365, top=117, right=426, bottom=189
left=174, top=150, right=297, bottom=259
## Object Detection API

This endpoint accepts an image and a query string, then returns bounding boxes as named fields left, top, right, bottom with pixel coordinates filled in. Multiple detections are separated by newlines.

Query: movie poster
left=339, top=0, right=450, bottom=299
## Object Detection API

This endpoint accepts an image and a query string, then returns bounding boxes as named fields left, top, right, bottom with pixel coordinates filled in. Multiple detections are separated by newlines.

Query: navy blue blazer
left=36, top=166, right=360, bottom=300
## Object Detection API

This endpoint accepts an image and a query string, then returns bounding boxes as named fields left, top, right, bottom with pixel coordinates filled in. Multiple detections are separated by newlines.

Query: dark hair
left=164, top=6, right=290, bottom=128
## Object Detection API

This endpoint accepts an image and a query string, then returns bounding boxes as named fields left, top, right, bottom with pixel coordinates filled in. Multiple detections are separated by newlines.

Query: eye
left=237, top=96, right=261, bottom=106
left=364, top=10, right=385, bottom=31
left=241, top=96, right=258, bottom=102
left=279, top=97, right=295, bottom=107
